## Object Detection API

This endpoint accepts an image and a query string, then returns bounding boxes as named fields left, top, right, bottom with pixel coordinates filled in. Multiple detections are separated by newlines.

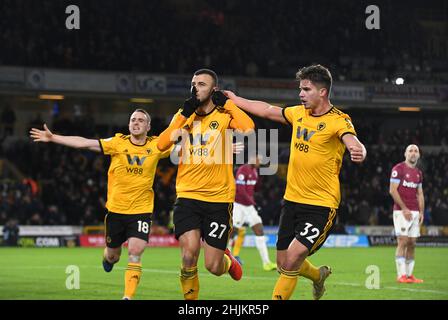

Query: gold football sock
left=223, top=253, right=231, bottom=274
left=272, top=267, right=300, bottom=300
left=180, top=266, right=199, bottom=300
left=233, top=228, right=246, bottom=257
left=298, top=259, right=320, bottom=282
left=123, top=262, right=142, bottom=299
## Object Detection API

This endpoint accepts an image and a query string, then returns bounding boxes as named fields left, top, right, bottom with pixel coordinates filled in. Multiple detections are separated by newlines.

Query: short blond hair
left=132, top=109, right=151, bottom=124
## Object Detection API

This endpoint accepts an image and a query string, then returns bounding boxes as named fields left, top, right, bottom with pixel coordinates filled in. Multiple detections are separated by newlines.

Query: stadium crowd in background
left=0, top=0, right=447, bottom=233
left=0, top=0, right=446, bottom=83
left=1, top=115, right=448, bottom=229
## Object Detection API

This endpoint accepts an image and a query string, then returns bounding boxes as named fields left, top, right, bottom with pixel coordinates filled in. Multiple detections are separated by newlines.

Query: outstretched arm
left=30, top=124, right=101, bottom=152
left=223, top=90, right=287, bottom=124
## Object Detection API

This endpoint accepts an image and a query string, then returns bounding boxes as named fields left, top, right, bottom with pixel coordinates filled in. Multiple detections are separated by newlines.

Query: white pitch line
left=0, top=265, right=447, bottom=295
left=381, top=286, right=448, bottom=294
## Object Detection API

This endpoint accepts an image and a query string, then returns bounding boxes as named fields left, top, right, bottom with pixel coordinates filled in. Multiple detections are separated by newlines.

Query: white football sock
left=405, top=259, right=415, bottom=277
left=395, top=256, right=406, bottom=277
left=255, top=236, right=271, bottom=264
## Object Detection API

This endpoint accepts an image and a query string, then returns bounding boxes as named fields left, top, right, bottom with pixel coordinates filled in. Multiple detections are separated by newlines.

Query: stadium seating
left=0, top=0, right=446, bottom=83
left=1, top=119, right=447, bottom=227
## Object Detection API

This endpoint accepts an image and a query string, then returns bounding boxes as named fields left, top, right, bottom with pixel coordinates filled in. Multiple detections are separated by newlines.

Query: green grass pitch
left=0, top=246, right=447, bottom=300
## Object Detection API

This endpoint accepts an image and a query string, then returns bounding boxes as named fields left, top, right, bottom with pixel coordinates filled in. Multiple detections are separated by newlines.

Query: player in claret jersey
left=231, top=155, right=277, bottom=271
left=389, top=144, right=425, bottom=284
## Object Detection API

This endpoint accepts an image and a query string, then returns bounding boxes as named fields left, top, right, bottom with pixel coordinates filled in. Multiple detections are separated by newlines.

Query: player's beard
left=408, top=157, right=418, bottom=166
left=197, top=91, right=213, bottom=108
left=198, top=99, right=208, bottom=108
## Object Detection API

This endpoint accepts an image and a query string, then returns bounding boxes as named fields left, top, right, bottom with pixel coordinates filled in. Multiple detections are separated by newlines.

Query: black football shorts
left=276, top=200, right=337, bottom=255
left=104, top=212, right=152, bottom=248
left=173, top=198, right=233, bottom=250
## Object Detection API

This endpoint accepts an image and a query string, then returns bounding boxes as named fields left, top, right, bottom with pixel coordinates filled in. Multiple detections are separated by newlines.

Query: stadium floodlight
left=394, top=77, right=405, bottom=85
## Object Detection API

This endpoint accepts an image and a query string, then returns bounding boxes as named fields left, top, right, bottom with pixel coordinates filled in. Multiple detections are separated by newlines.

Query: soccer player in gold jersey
left=157, top=69, right=255, bottom=300
left=224, top=64, right=367, bottom=300
left=30, top=109, right=171, bottom=300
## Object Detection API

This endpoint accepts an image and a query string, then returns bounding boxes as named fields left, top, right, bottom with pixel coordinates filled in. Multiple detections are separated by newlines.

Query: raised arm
left=30, top=124, right=101, bottom=152
left=157, top=95, right=200, bottom=152
left=223, top=90, right=287, bottom=124
left=156, top=115, right=187, bottom=152
left=211, top=91, right=254, bottom=133
left=227, top=101, right=255, bottom=133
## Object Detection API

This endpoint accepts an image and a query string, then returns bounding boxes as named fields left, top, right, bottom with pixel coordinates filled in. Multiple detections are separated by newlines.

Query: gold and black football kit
left=100, top=134, right=171, bottom=247
left=157, top=100, right=254, bottom=249
left=278, top=105, right=357, bottom=253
